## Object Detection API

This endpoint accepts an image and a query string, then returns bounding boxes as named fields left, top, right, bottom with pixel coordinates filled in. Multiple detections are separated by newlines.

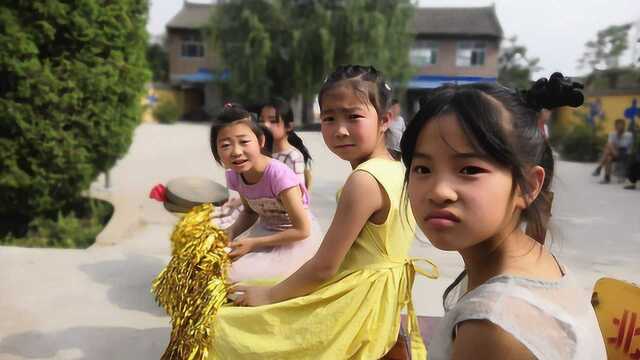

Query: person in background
left=259, top=98, right=313, bottom=190
left=385, top=99, right=406, bottom=160
left=592, top=118, right=633, bottom=184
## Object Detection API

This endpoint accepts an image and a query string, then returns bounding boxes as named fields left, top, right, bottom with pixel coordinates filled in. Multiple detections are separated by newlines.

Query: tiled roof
left=166, top=2, right=214, bottom=30
left=411, top=6, right=503, bottom=38
left=167, top=2, right=502, bottom=39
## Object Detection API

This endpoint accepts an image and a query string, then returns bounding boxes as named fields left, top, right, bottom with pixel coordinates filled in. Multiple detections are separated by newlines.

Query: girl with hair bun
left=401, top=73, right=606, bottom=359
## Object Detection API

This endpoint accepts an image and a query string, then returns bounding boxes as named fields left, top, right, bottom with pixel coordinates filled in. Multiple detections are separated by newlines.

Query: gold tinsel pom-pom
left=151, top=203, right=231, bottom=360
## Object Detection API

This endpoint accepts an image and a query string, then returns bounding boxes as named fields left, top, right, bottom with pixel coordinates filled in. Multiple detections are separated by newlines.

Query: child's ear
left=515, top=165, right=546, bottom=209
left=380, top=110, right=393, bottom=133
left=259, top=134, right=266, bottom=148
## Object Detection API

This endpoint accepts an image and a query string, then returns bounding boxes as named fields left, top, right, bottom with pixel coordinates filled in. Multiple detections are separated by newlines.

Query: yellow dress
left=209, top=158, right=438, bottom=360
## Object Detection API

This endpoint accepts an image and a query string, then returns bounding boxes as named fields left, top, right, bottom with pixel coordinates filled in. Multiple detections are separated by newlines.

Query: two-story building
left=406, top=6, right=502, bottom=113
left=166, top=2, right=222, bottom=120
left=165, top=2, right=502, bottom=120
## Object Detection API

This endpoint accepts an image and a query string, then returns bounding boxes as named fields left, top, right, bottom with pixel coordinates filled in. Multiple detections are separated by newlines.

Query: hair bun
left=520, top=72, right=584, bottom=111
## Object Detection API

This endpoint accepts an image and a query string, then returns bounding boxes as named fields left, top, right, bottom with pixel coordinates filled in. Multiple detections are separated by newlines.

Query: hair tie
left=520, top=72, right=584, bottom=111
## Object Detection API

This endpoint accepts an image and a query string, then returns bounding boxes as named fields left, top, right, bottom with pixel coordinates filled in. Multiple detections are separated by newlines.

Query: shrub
left=558, top=123, right=607, bottom=162
left=152, top=97, right=180, bottom=124
left=0, top=198, right=113, bottom=248
left=0, top=1, right=149, bottom=219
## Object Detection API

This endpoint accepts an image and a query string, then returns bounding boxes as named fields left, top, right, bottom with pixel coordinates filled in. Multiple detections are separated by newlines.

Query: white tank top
left=429, top=268, right=607, bottom=359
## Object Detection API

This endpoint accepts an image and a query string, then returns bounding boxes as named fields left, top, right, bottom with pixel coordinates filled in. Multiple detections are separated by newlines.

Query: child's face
left=407, top=113, right=517, bottom=251
left=259, top=106, right=287, bottom=142
left=320, top=86, right=386, bottom=164
left=216, top=121, right=264, bottom=173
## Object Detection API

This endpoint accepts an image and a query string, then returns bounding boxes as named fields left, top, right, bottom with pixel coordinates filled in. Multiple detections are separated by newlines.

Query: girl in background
left=260, top=98, right=313, bottom=189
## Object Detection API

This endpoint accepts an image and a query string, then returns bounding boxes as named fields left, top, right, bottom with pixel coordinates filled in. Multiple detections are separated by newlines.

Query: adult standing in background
left=385, top=99, right=406, bottom=160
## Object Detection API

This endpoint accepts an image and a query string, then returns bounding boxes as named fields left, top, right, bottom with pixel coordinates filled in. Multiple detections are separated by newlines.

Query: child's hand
left=229, top=284, right=273, bottom=306
left=228, top=237, right=257, bottom=260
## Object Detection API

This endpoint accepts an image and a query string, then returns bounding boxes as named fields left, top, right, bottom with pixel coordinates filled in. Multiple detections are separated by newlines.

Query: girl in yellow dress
left=208, top=65, right=437, bottom=360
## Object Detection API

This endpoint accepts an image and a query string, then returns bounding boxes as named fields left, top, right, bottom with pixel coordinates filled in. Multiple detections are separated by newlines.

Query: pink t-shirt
left=226, top=159, right=309, bottom=231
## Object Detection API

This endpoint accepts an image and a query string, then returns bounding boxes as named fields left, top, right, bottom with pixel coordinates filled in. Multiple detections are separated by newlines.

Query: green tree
left=498, top=36, right=540, bottom=89
left=147, top=40, right=169, bottom=82
left=0, top=1, right=149, bottom=220
left=579, top=23, right=632, bottom=71
left=208, top=0, right=414, bottom=122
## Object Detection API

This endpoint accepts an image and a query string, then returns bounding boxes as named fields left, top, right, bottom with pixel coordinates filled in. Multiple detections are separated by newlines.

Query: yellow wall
left=555, top=93, right=640, bottom=134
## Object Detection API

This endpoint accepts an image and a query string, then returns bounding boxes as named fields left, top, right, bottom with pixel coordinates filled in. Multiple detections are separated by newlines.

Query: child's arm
left=228, top=186, right=310, bottom=259
left=451, top=320, right=535, bottom=359
left=225, top=196, right=258, bottom=241
left=231, top=170, right=387, bottom=305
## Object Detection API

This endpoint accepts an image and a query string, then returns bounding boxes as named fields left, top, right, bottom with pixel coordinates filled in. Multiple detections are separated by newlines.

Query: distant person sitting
left=592, top=118, right=633, bottom=183
left=384, top=99, right=406, bottom=160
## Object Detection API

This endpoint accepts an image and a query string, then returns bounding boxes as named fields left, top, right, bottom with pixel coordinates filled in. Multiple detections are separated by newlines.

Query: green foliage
left=556, top=123, right=607, bottom=162
left=0, top=198, right=113, bottom=249
left=208, top=0, right=414, bottom=107
left=498, top=36, right=540, bottom=89
left=579, top=23, right=632, bottom=71
left=147, top=42, right=168, bottom=82
left=152, top=97, right=180, bottom=124
left=0, top=1, right=150, bottom=219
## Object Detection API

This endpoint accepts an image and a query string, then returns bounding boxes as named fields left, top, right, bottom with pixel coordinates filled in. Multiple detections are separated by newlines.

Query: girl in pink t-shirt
left=210, top=104, right=322, bottom=283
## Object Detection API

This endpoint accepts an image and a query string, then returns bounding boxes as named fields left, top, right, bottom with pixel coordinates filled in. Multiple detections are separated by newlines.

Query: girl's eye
left=220, top=144, right=230, bottom=149
left=460, top=166, right=485, bottom=175
left=270, top=120, right=279, bottom=125
left=321, top=117, right=334, bottom=123
left=412, top=165, right=430, bottom=175
left=240, top=140, right=251, bottom=145
left=349, top=114, right=363, bottom=120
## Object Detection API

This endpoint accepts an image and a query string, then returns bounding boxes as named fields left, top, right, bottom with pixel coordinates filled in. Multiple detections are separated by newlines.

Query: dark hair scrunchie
left=520, top=72, right=584, bottom=111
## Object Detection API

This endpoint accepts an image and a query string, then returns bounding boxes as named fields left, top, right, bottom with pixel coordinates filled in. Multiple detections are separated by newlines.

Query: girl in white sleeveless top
left=400, top=75, right=606, bottom=359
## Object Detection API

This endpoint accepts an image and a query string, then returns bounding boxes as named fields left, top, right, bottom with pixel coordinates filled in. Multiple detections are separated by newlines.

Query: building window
left=410, top=42, right=438, bottom=66
left=181, top=32, right=204, bottom=58
left=456, top=41, right=485, bottom=67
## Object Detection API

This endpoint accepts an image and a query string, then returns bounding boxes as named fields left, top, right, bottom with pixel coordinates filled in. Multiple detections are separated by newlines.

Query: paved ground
left=1, top=123, right=638, bottom=359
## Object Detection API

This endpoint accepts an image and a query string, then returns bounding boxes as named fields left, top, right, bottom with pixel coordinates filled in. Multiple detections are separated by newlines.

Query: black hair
left=318, top=65, right=393, bottom=120
left=400, top=72, right=584, bottom=244
left=614, top=118, right=626, bottom=127
left=259, top=124, right=274, bottom=157
left=261, top=97, right=312, bottom=166
left=209, top=103, right=268, bottom=164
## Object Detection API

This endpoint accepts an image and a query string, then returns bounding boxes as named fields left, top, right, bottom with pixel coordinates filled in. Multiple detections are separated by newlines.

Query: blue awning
left=408, top=75, right=497, bottom=89
left=176, top=68, right=230, bottom=83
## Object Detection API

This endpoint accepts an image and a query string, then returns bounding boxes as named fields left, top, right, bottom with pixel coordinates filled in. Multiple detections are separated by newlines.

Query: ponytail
left=287, top=131, right=312, bottom=166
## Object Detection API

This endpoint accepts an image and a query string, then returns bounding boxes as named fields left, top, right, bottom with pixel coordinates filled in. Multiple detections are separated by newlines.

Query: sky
left=147, top=0, right=640, bottom=78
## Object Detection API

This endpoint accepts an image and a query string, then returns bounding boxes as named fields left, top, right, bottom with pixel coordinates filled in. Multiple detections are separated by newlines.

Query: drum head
left=165, top=177, right=229, bottom=209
